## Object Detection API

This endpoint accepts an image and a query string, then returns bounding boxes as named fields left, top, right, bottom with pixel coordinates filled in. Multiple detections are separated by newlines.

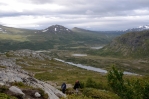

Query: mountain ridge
left=1, top=24, right=149, bottom=34
left=125, top=25, right=149, bottom=32
left=97, top=30, right=149, bottom=59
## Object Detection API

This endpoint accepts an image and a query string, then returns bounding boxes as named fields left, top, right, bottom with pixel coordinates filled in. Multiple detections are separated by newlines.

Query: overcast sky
left=0, top=0, right=149, bottom=31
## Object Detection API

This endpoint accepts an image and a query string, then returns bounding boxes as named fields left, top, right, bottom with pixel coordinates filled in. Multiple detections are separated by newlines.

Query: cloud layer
left=0, top=0, right=149, bottom=30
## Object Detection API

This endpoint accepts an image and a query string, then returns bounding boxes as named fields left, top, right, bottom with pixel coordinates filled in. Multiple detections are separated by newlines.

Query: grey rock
left=34, top=92, right=41, bottom=98
left=9, top=86, right=25, bottom=97
left=0, top=50, right=65, bottom=99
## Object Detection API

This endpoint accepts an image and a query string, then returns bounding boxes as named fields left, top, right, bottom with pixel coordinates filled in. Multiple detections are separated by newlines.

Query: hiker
left=61, top=82, right=66, bottom=94
left=73, top=80, right=81, bottom=94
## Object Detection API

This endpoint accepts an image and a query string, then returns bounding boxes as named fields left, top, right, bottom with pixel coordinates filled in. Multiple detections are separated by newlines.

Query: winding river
left=54, top=58, right=138, bottom=75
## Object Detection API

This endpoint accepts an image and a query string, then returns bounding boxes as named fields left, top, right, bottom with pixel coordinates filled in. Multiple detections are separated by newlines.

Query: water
left=54, top=58, right=138, bottom=75
left=90, top=46, right=103, bottom=49
left=72, top=54, right=87, bottom=57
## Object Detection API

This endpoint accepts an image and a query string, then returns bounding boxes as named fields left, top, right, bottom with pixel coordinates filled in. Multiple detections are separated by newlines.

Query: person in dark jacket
left=73, top=80, right=81, bottom=94
left=61, top=82, right=66, bottom=94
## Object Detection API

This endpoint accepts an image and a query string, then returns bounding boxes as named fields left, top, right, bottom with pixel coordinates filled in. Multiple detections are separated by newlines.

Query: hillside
left=96, top=30, right=149, bottom=59
left=0, top=25, right=121, bottom=52
left=1, top=49, right=149, bottom=99
left=0, top=49, right=66, bottom=99
left=72, top=27, right=124, bottom=37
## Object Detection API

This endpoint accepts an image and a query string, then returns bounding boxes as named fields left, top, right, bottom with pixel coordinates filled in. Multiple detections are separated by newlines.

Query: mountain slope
left=72, top=27, right=123, bottom=42
left=96, top=30, right=149, bottom=59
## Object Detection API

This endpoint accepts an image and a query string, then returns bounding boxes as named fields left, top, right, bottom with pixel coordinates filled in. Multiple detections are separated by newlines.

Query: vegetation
left=0, top=82, right=48, bottom=99
left=0, top=25, right=121, bottom=52
left=83, top=88, right=120, bottom=99
left=108, top=66, right=149, bottom=99
left=0, top=93, right=17, bottom=99
left=95, top=30, right=149, bottom=59
left=1, top=26, right=149, bottom=98
left=47, top=50, right=149, bottom=75
left=2, top=50, right=149, bottom=99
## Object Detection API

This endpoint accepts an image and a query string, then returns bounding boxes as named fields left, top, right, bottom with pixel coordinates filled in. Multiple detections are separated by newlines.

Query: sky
left=0, top=0, right=149, bottom=31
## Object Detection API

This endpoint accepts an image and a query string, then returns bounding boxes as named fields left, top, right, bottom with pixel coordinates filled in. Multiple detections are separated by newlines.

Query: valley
left=0, top=24, right=149, bottom=99
left=1, top=0, right=149, bottom=98
left=45, top=49, right=149, bottom=75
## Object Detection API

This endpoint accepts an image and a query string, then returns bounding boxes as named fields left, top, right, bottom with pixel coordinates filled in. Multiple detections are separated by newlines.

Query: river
left=54, top=58, right=138, bottom=75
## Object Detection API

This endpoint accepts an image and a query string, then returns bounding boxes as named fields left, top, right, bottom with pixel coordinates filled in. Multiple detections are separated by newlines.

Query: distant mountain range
left=1, top=24, right=149, bottom=34
left=125, top=25, right=149, bottom=32
left=0, top=24, right=121, bottom=52
left=72, top=27, right=125, bottom=34
left=1, top=24, right=149, bottom=54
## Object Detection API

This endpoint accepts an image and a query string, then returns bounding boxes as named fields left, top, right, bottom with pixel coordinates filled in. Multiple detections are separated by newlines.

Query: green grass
left=0, top=93, right=17, bottom=99
left=4, top=50, right=149, bottom=99
left=0, top=34, right=29, bottom=41
left=83, top=88, right=120, bottom=99
left=47, top=50, right=149, bottom=75
left=14, top=54, right=108, bottom=86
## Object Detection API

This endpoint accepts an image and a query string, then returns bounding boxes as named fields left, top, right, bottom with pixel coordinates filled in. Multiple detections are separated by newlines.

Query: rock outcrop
left=9, top=86, right=25, bottom=98
left=0, top=49, right=66, bottom=99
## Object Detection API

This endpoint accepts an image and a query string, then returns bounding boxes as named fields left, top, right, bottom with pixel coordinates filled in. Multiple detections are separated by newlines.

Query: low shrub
left=61, top=94, right=93, bottom=99
left=0, top=85, right=8, bottom=93
left=0, top=93, right=17, bottom=99
left=83, top=88, right=120, bottom=99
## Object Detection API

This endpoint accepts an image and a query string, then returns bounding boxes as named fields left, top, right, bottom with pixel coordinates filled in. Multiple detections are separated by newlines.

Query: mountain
left=0, top=24, right=121, bottom=52
left=40, top=25, right=73, bottom=34
left=72, top=27, right=124, bottom=41
left=125, top=25, right=149, bottom=32
left=72, top=27, right=96, bottom=33
left=72, top=27, right=125, bottom=34
left=96, top=30, right=149, bottom=59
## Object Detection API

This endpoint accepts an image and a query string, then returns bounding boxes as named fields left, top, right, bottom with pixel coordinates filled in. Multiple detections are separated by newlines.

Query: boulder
left=34, top=92, right=41, bottom=98
left=9, top=86, right=25, bottom=98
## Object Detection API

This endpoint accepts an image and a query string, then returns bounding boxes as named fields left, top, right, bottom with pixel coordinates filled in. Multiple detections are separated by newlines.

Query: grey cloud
left=2, top=0, right=149, bottom=17
left=1, top=0, right=149, bottom=30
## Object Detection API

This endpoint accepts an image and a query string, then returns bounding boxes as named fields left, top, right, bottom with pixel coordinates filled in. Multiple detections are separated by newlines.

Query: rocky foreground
left=0, top=49, right=66, bottom=99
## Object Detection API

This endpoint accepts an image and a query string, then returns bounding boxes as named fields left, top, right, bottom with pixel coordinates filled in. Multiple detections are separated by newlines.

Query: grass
left=47, top=50, right=149, bottom=75
left=0, top=34, right=29, bottom=41
left=4, top=49, right=149, bottom=99
left=0, top=93, right=17, bottom=99
left=14, top=53, right=108, bottom=86
left=83, top=88, right=120, bottom=99
left=0, top=65, right=6, bottom=68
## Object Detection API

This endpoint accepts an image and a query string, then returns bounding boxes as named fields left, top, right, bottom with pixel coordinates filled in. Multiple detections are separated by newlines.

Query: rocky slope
left=0, top=49, right=66, bottom=99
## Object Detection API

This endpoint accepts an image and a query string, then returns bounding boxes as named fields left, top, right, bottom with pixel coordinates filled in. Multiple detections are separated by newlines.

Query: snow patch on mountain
left=42, top=29, right=49, bottom=32
left=55, top=28, right=57, bottom=31
left=126, top=25, right=149, bottom=32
